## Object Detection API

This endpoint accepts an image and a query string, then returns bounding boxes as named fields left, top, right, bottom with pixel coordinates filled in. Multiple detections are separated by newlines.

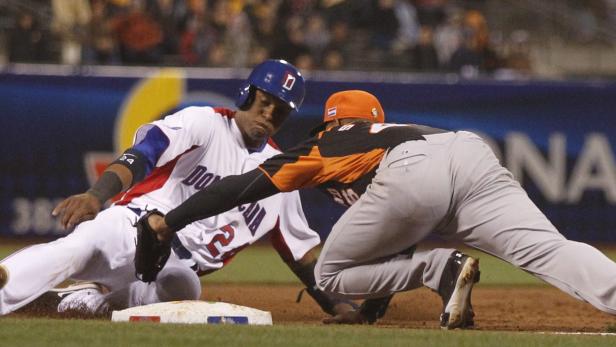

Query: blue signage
left=0, top=68, right=614, bottom=241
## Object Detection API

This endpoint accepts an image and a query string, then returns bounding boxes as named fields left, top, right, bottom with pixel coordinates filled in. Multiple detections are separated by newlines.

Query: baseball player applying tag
left=0, top=63, right=407, bottom=324
left=143, top=89, right=616, bottom=328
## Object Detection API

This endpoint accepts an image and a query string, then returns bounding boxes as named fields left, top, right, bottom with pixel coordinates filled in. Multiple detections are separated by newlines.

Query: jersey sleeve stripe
left=132, top=125, right=171, bottom=176
left=114, top=145, right=199, bottom=205
left=257, top=166, right=285, bottom=191
left=263, top=146, right=385, bottom=191
left=266, top=145, right=325, bottom=191
left=318, top=149, right=385, bottom=184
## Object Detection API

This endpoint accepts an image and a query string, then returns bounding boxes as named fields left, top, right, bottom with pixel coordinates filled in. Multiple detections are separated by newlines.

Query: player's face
left=237, top=89, right=293, bottom=148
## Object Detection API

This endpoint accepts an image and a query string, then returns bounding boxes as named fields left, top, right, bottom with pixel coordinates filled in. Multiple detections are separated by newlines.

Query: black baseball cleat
left=437, top=251, right=480, bottom=330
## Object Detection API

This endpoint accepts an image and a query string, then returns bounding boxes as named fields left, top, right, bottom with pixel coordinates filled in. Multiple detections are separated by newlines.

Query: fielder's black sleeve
left=165, top=169, right=280, bottom=231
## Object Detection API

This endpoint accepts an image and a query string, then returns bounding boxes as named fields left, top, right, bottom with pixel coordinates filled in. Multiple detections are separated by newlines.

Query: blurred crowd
left=1, top=0, right=612, bottom=75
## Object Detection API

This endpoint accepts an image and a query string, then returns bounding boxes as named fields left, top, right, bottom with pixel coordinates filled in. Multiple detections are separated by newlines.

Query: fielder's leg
left=315, top=135, right=481, bottom=328
left=315, top=138, right=461, bottom=299
left=448, top=132, right=616, bottom=315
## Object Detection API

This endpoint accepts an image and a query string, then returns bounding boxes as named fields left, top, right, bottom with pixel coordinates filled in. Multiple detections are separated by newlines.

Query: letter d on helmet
left=236, top=59, right=306, bottom=112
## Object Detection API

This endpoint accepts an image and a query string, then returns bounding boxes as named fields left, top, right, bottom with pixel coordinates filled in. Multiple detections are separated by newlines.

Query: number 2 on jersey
left=206, top=224, right=235, bottom=257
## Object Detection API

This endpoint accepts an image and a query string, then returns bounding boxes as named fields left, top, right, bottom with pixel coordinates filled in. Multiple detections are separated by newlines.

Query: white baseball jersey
left=115, top=106, right=319, bottom=273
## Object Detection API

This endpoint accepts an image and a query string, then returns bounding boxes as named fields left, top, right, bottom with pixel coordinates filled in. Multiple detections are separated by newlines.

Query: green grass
left=203, top=245, right=616, bottom=286
left=0, top=318, right=615, bottom=347
left=203, top=245, right=298, bottom=284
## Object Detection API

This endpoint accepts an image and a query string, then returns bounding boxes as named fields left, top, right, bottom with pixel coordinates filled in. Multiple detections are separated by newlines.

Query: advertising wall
left=0, top=66, right=614, bottom=241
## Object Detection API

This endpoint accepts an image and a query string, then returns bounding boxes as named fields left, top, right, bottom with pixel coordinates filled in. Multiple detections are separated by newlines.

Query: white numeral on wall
left=12, top=198, right=66, bottom=235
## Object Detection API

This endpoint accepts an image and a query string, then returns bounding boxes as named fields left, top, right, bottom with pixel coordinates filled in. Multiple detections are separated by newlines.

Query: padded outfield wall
left=0, top=65, right=614, bottom=241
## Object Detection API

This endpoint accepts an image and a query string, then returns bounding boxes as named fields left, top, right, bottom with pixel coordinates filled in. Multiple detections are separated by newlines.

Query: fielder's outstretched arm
left=164, top=169, right=280, bottom=232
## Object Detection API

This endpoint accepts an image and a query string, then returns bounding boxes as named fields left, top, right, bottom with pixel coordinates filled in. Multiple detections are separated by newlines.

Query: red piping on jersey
left=214, top=107, right=235, bottom=119
left=115, top=145, right=199, bottom=206
left=269, top=218, right=295, bottom=262
left=214, top=106, right=279, bottom=150
left=267, top=138, right=280, bottom=150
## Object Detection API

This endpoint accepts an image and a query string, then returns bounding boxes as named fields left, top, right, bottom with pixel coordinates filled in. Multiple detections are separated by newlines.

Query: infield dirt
left=11, top=283, right=616, bottom=332
left=200, top=284, right=616, bottom=332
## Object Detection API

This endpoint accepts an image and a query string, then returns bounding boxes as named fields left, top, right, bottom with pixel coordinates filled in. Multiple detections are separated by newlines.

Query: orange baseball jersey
left=259, top=121, right=445, bottom=207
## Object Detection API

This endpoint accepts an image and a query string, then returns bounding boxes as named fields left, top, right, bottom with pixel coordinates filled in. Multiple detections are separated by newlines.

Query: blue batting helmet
left=236, top=59, right=305, bottom=112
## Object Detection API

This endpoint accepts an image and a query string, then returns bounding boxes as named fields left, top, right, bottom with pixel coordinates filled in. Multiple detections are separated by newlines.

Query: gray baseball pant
left=316, top=131, right=616, bottom=314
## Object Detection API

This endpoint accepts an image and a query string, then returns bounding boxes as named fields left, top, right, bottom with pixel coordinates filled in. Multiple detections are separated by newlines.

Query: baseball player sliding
left=0, top=61, right=395, bottom=322
left=142, top=89, right=616, bottom=328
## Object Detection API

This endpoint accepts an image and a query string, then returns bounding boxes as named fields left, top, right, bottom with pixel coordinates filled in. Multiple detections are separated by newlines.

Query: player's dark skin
left=235, top=89, right=293, bottom=149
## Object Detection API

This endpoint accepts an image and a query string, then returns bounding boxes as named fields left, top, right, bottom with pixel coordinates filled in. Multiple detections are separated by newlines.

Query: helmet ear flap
left=238, top=86, right=255, bottom=111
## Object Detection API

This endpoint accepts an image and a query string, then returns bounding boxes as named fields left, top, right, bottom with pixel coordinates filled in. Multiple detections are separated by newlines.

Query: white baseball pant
left=0, top=206, right=200, bottom=314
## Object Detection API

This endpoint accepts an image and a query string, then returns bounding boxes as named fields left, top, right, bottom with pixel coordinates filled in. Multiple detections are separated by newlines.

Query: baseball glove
left=134, top=209, right=171, bottom=283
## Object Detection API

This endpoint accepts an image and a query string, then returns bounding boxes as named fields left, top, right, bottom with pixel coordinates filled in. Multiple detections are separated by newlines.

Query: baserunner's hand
left=52, top=192, right=102, bottom=229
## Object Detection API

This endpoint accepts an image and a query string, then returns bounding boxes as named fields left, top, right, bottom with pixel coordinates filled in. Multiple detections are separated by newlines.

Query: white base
left=111, top=300, right=272, bottom=325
